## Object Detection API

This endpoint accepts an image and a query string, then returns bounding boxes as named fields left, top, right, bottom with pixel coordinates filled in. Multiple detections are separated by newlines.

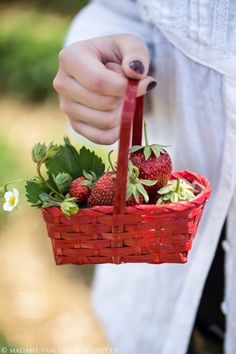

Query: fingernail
left=129, top=60, right=145, bottom=74
left=147, top=81, right=157, bottom=91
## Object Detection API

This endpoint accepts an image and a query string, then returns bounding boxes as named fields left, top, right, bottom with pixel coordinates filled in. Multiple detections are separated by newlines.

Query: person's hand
left=53, top=34, right=156, bottom=144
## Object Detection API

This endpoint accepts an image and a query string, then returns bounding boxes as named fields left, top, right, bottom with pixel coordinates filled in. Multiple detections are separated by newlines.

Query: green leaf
left=91, top=171, right=97, bottom=180
left=130, top=145, right=143, bottom=153
left=53, top=172, right=72, bottom=194
left=156, top=197, right=164, bottom=205
left=180, top=180, right=194, bottom=190
left=39, top=192, right=50, bottom=202
left=80, top=180, right=90, bottom=187
left=83, top=170, right=93, bottom=180
left=77, top=147, right=105, bottom=178
left=47, top=172, right=61, bottom=193
left=45, top=143, right=81, bottom=179
left=150, top=145, right=162, bottom=158
left=144, top=146, right=152, bottom=160
left=25, top=180, right=48, bottom=207
left=136, top=183, right=149, bottom=203
left=181, top=190, right=195, bottom=200
left=158, top=185, right=173, bottom=194
left=163, top=194, right=171, bottom=201
left=133, top=187, right=140, bottom=203
left=126, top=184, right=134, bottom=201
left=139, top=179, right=157, bottom=186
left=171, top=193, right=179, bottom=203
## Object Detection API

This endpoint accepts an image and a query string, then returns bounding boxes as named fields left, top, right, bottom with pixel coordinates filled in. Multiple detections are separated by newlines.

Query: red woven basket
left=42, top=80, right=211, bottom=266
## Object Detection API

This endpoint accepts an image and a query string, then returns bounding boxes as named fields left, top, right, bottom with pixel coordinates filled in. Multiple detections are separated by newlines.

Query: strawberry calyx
left=126, top=162, right=156, bottom=204
left=156, top=178, right=195, bottom=204
left=79, top=170, right=97, bottom=190
left=130, top=121, right=169, bottom=161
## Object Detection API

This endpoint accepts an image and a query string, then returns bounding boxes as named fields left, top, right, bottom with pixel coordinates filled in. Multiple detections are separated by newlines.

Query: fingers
left=54, top=70, right=122, bottom=111
left=57, top=36, right=156, bottom=98
left=54, top=68, right=155, bottom=115
left=112, top=34, right=150, bottom=79
left=58, top=39, right=128, bottom=97
left=70, top=119, right=120, bottom=145
left=137, top=76, right=157, bottom=96
left=104, top=61, right=156, bottom=96
left=60, top=97, right=122, bottom=130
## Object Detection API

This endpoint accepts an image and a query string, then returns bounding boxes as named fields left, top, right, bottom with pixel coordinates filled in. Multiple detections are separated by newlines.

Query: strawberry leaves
left=156, top=178, right=195, bottom=204
left=26, top=137, right=105, bottom=215
left=76, top=147, right=105, bottom=178
left=45, top=138, right=81, bottom=179
left=130, top=144, right=166, bottom=160
left=126, top=162, right=156, bottom=204
left=52, top=172, right=72, bottom=194
left=25, top=179, right=48, bottom=207
left=130, top=121, right=169, bottom=161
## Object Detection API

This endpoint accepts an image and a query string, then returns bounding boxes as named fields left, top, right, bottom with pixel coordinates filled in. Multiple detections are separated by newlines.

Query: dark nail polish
left=147, top=81, right=157, bottom=91
left=129, top=60, right=145, bottom=74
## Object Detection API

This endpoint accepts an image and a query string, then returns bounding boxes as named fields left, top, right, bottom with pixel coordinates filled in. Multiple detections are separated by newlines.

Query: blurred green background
left=0, top=1, right=110, bottom=352
left=0, top=0, right=88, bottom=102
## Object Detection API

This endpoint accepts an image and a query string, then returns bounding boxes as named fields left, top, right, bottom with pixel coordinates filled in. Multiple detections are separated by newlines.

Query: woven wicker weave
left=42, top=80, right=211, bottom=265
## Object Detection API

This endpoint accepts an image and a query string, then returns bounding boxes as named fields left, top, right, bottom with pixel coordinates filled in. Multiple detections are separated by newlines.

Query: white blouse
left=65, top=1, right=236, bottom=353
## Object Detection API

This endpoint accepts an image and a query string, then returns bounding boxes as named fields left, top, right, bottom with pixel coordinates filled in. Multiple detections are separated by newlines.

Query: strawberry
left=69, top=171, right=96, bottom=203
left=126, top=194, right=144, bottom=206
left=87, top=163, right=155, bottom=207
left=125, top=162, right=156, bottom=206
left=156, top=178, right=195, bottom=204
left=87, top=172, right=116, bottom=207
left=148, top=194, right=160, bottom=205
left=130, top=122, right=172, bottom=195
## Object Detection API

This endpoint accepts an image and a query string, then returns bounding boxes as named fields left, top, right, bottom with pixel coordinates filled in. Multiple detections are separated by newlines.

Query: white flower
left=3, top=188, right=19, bottom=212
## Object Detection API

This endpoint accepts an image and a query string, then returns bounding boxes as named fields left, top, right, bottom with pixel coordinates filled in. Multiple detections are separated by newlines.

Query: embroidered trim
left=137, top=0, right=234, bottom=62
left=212, top=0, right=229, bottom=54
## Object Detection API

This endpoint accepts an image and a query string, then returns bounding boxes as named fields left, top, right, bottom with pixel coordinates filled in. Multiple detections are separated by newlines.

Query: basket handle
left=113, top=79, right=144, bottom=215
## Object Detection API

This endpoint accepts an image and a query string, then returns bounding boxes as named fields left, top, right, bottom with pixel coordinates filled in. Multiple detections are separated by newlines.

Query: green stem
left=144, top=121, right=149, bottom=146
left=37, top=161, right=64, bottom=199
left=4, top=179, right=26, bottom=189
left=108, top=150, right=115, bottom=171
left=175, top=178, right=181, bottom=193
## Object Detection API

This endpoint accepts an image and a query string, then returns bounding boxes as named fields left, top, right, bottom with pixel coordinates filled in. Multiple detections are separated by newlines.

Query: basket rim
left=42, top=170, right=211, bottom=217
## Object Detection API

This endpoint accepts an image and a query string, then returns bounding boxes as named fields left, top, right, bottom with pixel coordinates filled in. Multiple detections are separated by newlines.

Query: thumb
left=112, top=34, right=150, bottom=79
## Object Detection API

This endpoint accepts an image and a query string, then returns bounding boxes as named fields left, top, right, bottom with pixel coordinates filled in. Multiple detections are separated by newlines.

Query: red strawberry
left=126, top=194, right=144, bottom=206
left=69, top=171, right=96, bottom=203
left=125, top=162, right=156, bottom=206
left=87, top=172, right=116, bottom=207
left=87, top=163, right=154, bottom=207
left=130, top=122, right=172, bottom=195
left=148, top=194, right=160, bottom=205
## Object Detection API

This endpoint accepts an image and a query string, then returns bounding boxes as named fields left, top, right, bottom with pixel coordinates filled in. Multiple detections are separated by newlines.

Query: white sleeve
left=65, top=0, right=153, bottom=48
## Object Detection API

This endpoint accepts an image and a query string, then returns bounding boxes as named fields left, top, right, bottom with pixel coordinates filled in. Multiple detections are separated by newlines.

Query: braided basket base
left=42, top=171, right=211, bottom=265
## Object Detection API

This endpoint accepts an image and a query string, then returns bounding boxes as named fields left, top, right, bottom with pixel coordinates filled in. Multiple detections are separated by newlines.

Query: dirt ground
left=0, top=98, right=110, bottom=353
